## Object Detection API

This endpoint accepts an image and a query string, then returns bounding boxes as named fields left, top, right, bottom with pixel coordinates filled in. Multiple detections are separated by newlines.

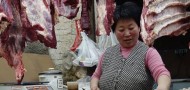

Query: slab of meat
left=21, top=0, right=56, bottom=48
left=0, top=0, right=25, bottom=84
left=70, top=20, right=82, bottom=52
left=105, top=0, right=115, bottom=35
left=96, top=0, right=115, bottom=35
left=0, top=0, right=58, bottom=84
left=96, top=0, right=106, bottom=35
left=141, top=0, right=190, bottom=45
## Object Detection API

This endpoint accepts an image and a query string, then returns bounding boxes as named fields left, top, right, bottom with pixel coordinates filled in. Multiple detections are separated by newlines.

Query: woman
left=90, top=2, right=171, bottom=90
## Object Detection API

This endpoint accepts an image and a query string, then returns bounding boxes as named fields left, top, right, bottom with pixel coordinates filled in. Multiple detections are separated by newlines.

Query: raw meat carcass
left=96, top=0, right=115, bottom=35
left=141, top=0, right=190, bottom=45
left=0, top=0, right=25, bottom=84
left=0, top=0, right=58, bottom=84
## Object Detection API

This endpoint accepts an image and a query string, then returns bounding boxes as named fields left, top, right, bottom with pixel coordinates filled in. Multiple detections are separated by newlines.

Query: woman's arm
left=146, top=47, right=171, bottom=90
left=90, top=77, right=100, bottom=90
left=90, top=53, right=104, bottom=90
left=156, top=75, right=171, bottom=90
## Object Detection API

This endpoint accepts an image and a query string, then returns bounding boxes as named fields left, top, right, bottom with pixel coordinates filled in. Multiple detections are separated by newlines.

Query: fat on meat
left=96, top=0, right=106, bottom=35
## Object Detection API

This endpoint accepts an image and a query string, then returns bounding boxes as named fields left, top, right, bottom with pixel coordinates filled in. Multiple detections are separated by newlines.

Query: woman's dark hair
left=112, top=2, right=142, bottom=32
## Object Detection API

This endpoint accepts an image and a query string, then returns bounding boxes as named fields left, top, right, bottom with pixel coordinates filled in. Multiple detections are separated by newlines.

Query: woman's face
left=115, top=18, right=140, bottom=48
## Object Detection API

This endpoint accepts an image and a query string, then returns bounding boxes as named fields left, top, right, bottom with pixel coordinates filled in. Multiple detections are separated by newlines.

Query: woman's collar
left=120, top=41, right=139, bottom=51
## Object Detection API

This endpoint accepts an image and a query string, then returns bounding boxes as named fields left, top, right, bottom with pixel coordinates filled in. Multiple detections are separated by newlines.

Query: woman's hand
left=90, top=77, right=100, bottom=90
left=156, top=75, right=171, bottom=90
left=90, top=85, right=100, bottom=90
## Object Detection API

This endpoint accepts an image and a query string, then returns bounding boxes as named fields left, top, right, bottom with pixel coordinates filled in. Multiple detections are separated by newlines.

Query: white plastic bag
left=73, top=32, right=102, bottom=67
left=110, top=31, right=119, bottom=46
left=98, top=31, right=119, bottom=51
left=97, top=34, right=111, bottom=51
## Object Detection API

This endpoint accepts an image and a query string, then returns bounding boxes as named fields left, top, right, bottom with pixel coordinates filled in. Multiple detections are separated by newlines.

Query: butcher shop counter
left=0, top=82, right=53, bottom=90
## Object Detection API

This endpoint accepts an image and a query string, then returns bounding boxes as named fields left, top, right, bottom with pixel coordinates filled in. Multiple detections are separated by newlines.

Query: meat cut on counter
left=141, top=0, right=190, bottom=45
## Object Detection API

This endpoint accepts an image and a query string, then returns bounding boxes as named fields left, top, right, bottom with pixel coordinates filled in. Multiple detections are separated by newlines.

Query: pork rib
left=141, top=0, right=190, bottom=45
left=147, top=0, right=190, bottom=14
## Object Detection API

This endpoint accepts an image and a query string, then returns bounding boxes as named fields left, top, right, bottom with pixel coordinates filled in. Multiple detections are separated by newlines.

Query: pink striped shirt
left=92, top=46, right=170, bottom=82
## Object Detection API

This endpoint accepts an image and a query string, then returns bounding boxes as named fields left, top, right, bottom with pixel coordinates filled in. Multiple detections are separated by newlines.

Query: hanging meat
left=141, top=0, right=190, bottom=45
left=80, top=0, right=91, bottom=34
left=70, top=20, right=82, bottom=52
left=53, top=0, right=79, bottom=19
left=0, top=0, right=26, bottom=84
left=21, top=0, right=57, bottom=48
left=96, top=0, right=115, bottom=35
left=0, top=0, right=59, bottom=84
